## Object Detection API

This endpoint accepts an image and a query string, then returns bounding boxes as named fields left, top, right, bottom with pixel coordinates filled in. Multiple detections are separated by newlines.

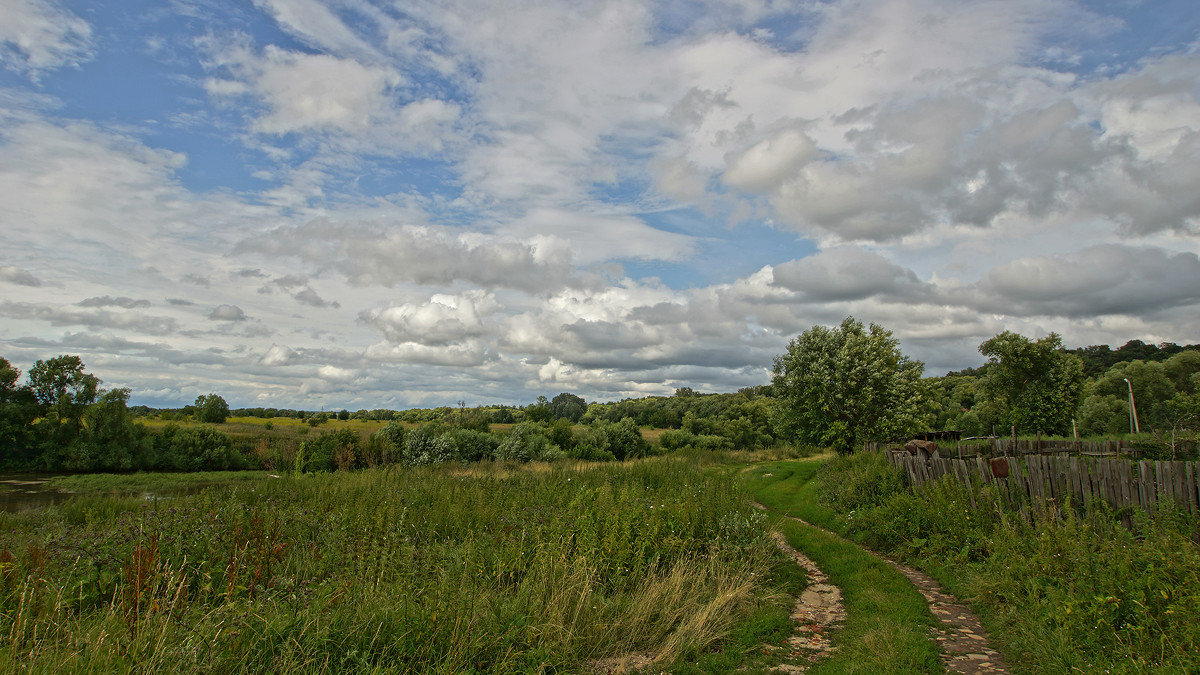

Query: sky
left=1, top=0, right=1198, bottom=411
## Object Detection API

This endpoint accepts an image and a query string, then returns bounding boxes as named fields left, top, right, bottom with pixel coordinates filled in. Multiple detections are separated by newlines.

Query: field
left=0, top=457, right=800, bottom=674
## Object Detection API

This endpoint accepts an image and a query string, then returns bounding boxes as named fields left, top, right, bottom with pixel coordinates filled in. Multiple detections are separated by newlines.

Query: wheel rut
left=760, top=502, right=1011, bottom=675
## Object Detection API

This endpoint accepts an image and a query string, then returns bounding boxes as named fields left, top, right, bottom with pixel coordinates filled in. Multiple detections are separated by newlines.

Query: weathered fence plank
left=885, top=451, right=1200, bottom=520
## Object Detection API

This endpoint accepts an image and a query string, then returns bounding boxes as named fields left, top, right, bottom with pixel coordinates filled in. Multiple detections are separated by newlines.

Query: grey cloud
left=961, top=245, right=1200, bottom=317
left=166, top=298, right=194, bottom=306
left=0, top=266, right=42, bottom=286
left=293, top=287, right=339, bottom=308
left=0, top=301, right=178, bottom=335
left=182, top=274, right=211, bottom=287
left=207, top=304, right=247, bottom=321
left=245, top=220, right=574, bottom=293
left=771, top=248, right=928, bottom=302
left=78, top=296, right=150, bottom=309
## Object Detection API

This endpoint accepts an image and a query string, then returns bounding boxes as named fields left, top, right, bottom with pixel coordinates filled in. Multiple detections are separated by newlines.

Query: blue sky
left=1, top=0, right=1198, bottom=410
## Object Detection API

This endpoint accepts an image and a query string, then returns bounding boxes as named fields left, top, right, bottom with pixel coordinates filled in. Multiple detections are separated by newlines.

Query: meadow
left=0, top=457, right=801, bottom=674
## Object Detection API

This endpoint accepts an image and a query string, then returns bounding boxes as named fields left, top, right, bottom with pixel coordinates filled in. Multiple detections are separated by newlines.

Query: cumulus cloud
left=771, top=247, right=928, bottom=302
left=258, top=344, right=297, bottom=367
left=963, top=245, right=1200, bottom=317
left=205, top=42, right=403, bottom=135
left=654, top=1, right=1199, bottom=241
left=360, top=291, right=496, bottom=347
left=0, top=0, right=92, bottom=75
left=293, top=287, right=340, bottom=308
left=207, top=304, right=247, bottom=322
left=0, top=265, right=42, bottom=286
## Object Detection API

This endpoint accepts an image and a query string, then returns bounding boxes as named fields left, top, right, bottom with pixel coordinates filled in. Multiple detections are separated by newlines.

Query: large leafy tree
left=979, top=331, right=1084, bottom=436
left=548, top=392, right=587, bottom=423
left=0, top=357, right=41, bottom=465
left=194, top=393, right=230, bottom=424
left=772, top=316, right=927, bottom=453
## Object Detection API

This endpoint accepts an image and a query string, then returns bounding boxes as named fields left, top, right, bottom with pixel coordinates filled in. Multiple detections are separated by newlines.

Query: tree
left=772, top=317, right=926, bottom=453
left=548, top=392, right=587, bottom=422
left=524, top=396, right=553, bottom=423
left=26, top=355, right=101, bottom=459
left=27, top=355, right=99, bottom=414
left=979, top=331, right=1084, bottom=436
left=194, top=393, right=230, bottom=424
left=0, top=357, right=40, bottom=466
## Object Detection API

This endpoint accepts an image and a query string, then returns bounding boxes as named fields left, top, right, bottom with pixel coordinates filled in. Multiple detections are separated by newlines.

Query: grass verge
left=743, top=458, right=944, bottom=675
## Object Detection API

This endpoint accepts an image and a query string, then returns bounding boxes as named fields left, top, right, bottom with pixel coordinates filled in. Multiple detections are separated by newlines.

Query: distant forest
left=2, top=336, right=1198, bottom=473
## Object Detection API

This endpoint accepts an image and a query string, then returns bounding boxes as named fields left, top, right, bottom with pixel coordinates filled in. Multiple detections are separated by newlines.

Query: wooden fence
left=868, top=438, right=1198, bottom=458
left=886, top=452, right=1200, bottom=517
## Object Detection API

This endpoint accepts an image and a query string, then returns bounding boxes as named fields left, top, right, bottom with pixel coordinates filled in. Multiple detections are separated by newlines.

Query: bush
left=495, top=423, right=558, bottom=462
left=598, top=418, right=649, bottom=460
left=159, top=425, right=238, bottom=471
left=403, top=424, right=457, bottom=465
left=300, top=429, right=360, bottom=472
left=815, top=450, right=906, bottom=513
left=446, top=428, right=499, bottom=463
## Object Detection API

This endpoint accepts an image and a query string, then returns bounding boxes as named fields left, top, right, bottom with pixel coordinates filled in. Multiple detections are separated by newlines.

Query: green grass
left=742, top=458, right=944, bottom=674
left=45, top=470, right=272, bottom=494
left=799, top=450, right=1200, bottom=675
left=0, top=457, right=796, bottom=674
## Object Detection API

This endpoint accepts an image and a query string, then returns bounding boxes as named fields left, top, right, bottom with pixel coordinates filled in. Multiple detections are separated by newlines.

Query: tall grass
left=804, top=451, right=1200, bottom=674
left=0, top=457, right=782, bottom=673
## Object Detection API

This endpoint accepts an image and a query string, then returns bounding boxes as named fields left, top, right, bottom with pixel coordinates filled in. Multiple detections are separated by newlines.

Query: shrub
left=495, top=422, right=558, bottom=462
left=445, top=428, right=499, bottom=463
left=301, top=429, right=360, bottom=472
left=815, top=449, right=906, bottom=513
left=403, top=424, right=457, bottom=465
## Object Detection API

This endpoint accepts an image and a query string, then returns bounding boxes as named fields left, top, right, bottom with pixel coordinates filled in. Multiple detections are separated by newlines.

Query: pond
left=0, top=474, right=214, bottom=513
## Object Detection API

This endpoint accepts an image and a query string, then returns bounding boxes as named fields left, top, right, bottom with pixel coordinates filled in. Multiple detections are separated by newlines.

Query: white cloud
left=206, top=44, right=403, bottom=135
left=0, top=0, right=92, bottom=75
left=0, top=265, right=42, bottom=286
left=360, top=291, right=497, bottom=346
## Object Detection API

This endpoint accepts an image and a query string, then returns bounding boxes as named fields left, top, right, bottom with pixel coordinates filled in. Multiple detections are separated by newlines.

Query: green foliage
left=402, top=424, right=456, bottom=465
left=815, top=450, right=907, bottom=514
left=565, top=425, right=615, bottom=461
left=802, top=451, right=1200, bottom=673
left=772, top=316, right=927, bottom=452
left=194, top=393, right=230, bottom=424
left=524, top=396, right=553, bottom=423
left=300, top=428, right=360, bottom=471
left=494, top=422, right=556, bottom=462
left=980, top=331, right=1084, bottom=435
left=594, top=418, right=650, bottom=460
left=548, top=392, right=587, bottom=422
left=0, top=459, right=783, bottom=674
left=1078, top=394, right=1129, bottom=436
left=444, top=428, right=499, bottom=463
left=158, top=425, right=239, bottom=471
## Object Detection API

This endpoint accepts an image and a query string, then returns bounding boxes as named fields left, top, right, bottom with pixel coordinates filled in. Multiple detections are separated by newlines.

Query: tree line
left=3, top=323, right=1198, bottom=472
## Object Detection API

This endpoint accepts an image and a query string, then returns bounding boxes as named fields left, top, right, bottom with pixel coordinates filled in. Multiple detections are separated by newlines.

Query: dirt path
left=768, top=530, right=845, bottom=673
left=767, top=507, right=1010, bottom=675
left=881, top=556, right=1008, bottom=675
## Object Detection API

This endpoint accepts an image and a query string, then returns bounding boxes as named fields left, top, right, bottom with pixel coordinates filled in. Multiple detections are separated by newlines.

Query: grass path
left=743, top=458, right=1011, bottom=675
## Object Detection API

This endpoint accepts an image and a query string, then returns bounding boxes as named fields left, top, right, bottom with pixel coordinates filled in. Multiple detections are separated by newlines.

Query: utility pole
left=1124, top=378, right=1140, bottom=434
